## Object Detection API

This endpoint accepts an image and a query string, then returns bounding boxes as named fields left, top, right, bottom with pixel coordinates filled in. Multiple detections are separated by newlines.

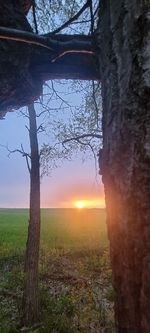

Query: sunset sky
left=0, top=83, right=104, bottom=209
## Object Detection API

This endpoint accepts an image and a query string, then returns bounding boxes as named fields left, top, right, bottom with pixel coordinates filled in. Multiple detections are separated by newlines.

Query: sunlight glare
left=74, top=200, right=86, bottom=209
left=73, top=198, right=105, bottom=209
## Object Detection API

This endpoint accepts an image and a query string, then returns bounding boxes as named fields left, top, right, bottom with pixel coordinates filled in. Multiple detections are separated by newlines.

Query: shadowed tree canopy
left=0, top=0, right=98, bottom=118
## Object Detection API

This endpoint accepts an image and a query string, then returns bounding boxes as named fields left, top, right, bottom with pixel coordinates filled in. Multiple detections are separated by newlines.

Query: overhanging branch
left=0, top=29, right=99, bottom=116
left=0, top=27, right=95, bottom=55
left=62, top=133, right=102, bottom=144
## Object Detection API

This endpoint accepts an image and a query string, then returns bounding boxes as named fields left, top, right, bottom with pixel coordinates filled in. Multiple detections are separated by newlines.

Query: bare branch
left=89, top=0, right=94, bottom=34
left=32, top=1, right=39, bottom=34
left=25, top=155, right=31, bottom=174
left=37, top=124, right=45, bottom=133
left=0, top=143, right=31, bottom=173
left=51, top=81, right=72, bottom=108
left=87, top=141, right=98, bottom=174
left=49, top=0, right=91, bottom=35
left=25, top=125, right=30, bottom=132
left=19, top=109, right=29, bottom=119
left=92, top=81, right=100, bottom=128
left=70, top=19, right=91, bottom=25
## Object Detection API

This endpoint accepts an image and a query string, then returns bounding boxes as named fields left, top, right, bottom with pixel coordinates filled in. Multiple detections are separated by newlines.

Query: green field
left=0, top=209, right=114, bottom=333
left=0, top=208, right=108, bottom=256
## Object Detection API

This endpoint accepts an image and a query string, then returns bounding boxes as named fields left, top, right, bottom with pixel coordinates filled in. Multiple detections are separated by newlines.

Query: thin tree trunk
left=22, top=104, right=40, bottom=327
left=97, top=1, right=150, bottom=332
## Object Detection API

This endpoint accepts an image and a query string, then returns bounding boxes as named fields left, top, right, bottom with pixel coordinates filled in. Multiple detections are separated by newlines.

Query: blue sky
left=0, top=79, right=104, bottom=208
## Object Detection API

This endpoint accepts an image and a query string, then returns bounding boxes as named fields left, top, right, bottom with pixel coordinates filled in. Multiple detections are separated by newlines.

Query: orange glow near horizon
left=74, top=200, right=87, bottom=209
left=73, top=198, right=105, bottom=209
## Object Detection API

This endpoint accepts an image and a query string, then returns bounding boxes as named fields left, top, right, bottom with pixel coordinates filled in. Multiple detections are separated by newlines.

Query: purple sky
left=0, top=83, right=104, bottom=208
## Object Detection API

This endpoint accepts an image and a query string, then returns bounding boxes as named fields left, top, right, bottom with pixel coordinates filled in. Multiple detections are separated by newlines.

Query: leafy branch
left=62, top=133, right=102, bottom=145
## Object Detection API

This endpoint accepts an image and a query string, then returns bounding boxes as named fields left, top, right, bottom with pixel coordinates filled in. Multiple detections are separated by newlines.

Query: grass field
left=0, top=209, right=114, bottom=333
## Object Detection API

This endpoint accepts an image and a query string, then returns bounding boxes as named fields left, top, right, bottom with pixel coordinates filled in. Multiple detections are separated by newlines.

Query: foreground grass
left=0, top=209, right=114, bottom=333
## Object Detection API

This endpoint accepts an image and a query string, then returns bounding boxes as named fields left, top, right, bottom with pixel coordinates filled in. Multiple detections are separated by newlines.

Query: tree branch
left=0, top=26, right=53, bottom=50
left=32, top=1, right=38, bottom=34
left=92, top=81, right=100, bottom=128
left=0, top=143, right=31, bottom=173
left=89, top=0, right=94, bottom=34
left=25, top=154, right=31, bottom=174
left=49, top=0, right=91, bottom=35
left=0, top=26, right=95, bottom=51
left=0, top=28, right=98, bottom=114
left=62, top=133, right=102, bottom=144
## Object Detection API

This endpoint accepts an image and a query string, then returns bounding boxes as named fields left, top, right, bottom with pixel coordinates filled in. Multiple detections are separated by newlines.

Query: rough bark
left=97, top=1, right=150, bottom=332
left=22, top=104, right=40, bottom=326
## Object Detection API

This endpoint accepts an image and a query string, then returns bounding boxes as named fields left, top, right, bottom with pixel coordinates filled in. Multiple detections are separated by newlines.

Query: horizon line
left=0, top=207, right=105, bottom=209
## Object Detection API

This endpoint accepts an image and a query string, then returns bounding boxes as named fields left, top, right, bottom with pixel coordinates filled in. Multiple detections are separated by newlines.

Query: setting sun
left=74, top=200, right=87, bottom=209
left=73, top=198, right=105, bottom=209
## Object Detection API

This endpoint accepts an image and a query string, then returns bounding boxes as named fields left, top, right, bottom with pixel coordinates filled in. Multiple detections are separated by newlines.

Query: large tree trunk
left=22, top=104, right=40, bottom=326
left=97, top=1, right=150, bottom=332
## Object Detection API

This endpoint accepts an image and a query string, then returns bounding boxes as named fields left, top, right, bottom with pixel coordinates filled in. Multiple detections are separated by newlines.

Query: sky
left=0, top=82, right=104, bottom=209
left=0, top=1, right=105, bottom=208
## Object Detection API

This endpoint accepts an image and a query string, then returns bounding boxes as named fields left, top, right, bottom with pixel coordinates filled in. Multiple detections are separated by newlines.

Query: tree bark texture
left=22, top=104, right=40, bottom=326
left=97, top=1, right=150, bottom=332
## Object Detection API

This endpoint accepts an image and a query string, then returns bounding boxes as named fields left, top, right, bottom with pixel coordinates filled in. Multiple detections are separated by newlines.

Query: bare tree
left=1, top=103, right=41, bottom=327
left=22, top=104, right=40, bottom=326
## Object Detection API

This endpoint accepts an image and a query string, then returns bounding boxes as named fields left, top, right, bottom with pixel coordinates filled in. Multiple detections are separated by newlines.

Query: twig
left=51, top=81, right=72, bottom=108
left=50, top=0, right=91, bottom=34
left=92, top=81, right=100, bottom=128
left=19, top=109, right=29, bottom=119
left=0, top=143, right=31, bottom=173
left=32, top=1, right=38, bottom=34
left=62, top=133, right=102, bottom=144
left=37, top=123, right=45, bottom=133
left=89, top=0, right=94, bottom=34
